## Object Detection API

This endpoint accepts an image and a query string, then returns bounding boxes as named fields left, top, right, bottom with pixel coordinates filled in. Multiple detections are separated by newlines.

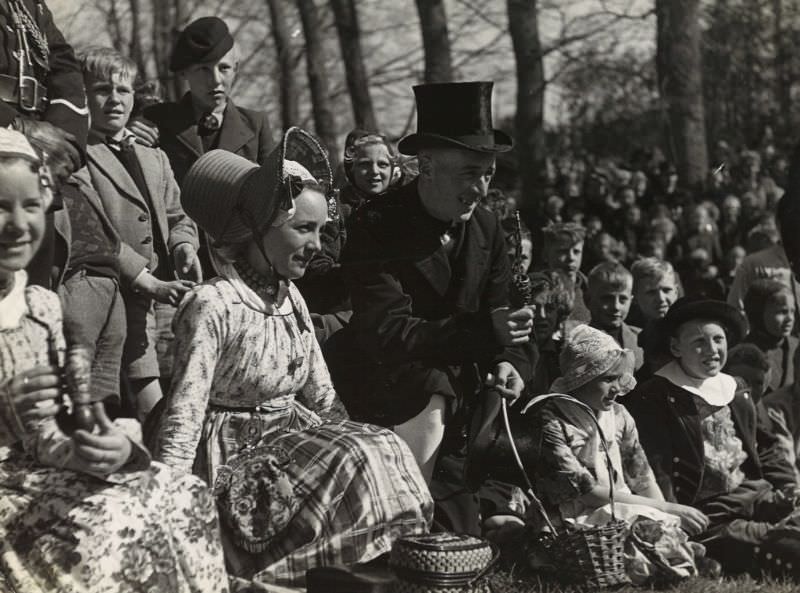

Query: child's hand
left=72, top=403, right=132, bottom=475
left=5, top=366, right=61, bottom=426
left=663, top=502, right=709, bottom=536
left=132, top=271, right=194, bottom=306
left=172, top=243, right=202, bottom=283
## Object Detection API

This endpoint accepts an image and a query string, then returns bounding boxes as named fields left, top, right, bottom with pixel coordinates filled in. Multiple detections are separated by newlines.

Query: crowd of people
left=5, top=3, right=800, bottom=592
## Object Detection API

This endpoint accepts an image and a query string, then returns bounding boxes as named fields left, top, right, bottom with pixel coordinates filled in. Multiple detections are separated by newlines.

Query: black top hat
left=653, top=296, right=748, bottom=352
left=170, top=17, right=234, bottom=72
left=397, top=81, right=513, bottom=155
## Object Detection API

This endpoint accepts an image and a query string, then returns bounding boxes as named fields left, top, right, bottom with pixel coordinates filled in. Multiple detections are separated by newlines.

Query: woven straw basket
left=390, top=532, right=497, bottom=593
left=505, top=393, right=629, bottom=588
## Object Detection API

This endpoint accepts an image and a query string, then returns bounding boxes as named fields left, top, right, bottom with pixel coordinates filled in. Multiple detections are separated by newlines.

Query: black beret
left=170, top=17, right=234, bottom=72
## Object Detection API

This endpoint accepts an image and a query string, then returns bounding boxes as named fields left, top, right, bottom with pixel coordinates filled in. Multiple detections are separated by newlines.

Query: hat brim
left=397, top=130, right=513, bottom=156
left=657, top=299, right=748, bottom=351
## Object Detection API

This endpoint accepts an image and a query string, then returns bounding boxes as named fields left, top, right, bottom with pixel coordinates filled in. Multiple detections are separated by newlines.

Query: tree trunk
left=656, top=0, right=708, bottom=189
left=266, top=0, right=299, bottom=132
left=774, top=0, right=792, bottom=135
left=329, top=0, right=377, bottom=130
left=296, top=0, right=340, bottom=169
left=414, top=0, right=453, bottom=83
left=507, top=0, right=545, bottom=215
left=128, top=0, right=147, bottom=77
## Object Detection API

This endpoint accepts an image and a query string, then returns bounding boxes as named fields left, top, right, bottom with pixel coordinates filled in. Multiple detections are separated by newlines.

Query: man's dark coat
left=327, top=179, right=531, bottom=428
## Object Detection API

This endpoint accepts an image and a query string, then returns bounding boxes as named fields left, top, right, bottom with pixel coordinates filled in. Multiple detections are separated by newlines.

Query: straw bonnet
left=181, top=127, right=332, bottom=245
left=0, top=128, right=53, bottom=210
left=551, top=324, right=636, bottom=394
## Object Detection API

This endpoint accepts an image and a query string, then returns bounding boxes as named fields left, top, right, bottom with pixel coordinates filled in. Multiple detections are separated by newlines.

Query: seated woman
left=742, top=279, right=798, bottom=394
left=523, top=325, right=707, bottom=582
left=154, top=128, right=432, bottom=587
left=626, top=296, right=800, bottom=578
left=0, top=129, right=229, bottom=592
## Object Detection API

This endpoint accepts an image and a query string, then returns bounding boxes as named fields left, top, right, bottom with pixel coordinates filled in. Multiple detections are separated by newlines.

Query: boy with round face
left=584, top=261, right=643, bottom=372
left=625, top=296, right=800, bottom=577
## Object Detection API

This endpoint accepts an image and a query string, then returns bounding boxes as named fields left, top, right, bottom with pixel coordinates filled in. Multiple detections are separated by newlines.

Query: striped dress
left=155, top=272, right=432, bottom=587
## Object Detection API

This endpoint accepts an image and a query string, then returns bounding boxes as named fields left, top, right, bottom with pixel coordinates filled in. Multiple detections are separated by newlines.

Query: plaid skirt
left=199, top=402, right=433, bottom=587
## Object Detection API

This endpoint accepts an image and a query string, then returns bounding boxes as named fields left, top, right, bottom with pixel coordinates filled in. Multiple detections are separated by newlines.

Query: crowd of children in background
left=8, top=11, right=800, bottom=589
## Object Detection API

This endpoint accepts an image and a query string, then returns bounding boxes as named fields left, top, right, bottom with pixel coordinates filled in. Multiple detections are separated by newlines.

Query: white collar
left=0, top=270, right=28, bottom=330
left=655, top=360, right=737, bottom=406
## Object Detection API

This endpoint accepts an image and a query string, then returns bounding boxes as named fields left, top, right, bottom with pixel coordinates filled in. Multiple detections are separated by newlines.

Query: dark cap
left=170, top=17, right=234, bottom=72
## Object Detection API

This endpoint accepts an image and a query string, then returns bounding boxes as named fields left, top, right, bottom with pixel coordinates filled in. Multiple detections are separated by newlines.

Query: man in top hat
left=328, top=81, right=533, bottom=533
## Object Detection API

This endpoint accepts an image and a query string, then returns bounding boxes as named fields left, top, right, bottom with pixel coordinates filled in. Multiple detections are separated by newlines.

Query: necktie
left=198, top=113, right=220, bottom=137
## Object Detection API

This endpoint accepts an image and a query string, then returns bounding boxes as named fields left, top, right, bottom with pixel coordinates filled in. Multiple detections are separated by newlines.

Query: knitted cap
left=551, top=324, right=636, bottom=394
left=181, top=127, right=332, bottom=245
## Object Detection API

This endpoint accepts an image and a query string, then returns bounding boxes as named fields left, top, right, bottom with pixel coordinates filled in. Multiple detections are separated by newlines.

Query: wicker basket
left=504, top=393, right=629, bottom=588
left=389, top=533, right=497, bottom=593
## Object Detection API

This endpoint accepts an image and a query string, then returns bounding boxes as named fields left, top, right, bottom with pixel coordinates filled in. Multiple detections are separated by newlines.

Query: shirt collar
left=656, top=360, right=737, bottom=406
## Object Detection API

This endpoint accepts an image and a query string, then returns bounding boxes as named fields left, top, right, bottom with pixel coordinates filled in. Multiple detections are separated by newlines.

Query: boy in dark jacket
left=626, top=296, right=800, bottom=577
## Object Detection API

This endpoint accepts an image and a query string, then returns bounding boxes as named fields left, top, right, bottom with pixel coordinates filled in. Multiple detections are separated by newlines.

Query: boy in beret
left=625, top=296, right=800, bottom=577
left=130, top=16, right=274, bottom=276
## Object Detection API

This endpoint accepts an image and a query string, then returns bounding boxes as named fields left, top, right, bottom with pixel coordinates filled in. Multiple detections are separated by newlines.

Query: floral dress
left=531, top=399, right=661, bottom=523
left=0, top=275, right=229, bottom=593
left=154, top=264, right=432, bottom=587
left=529, top=398, right=702, bottom=584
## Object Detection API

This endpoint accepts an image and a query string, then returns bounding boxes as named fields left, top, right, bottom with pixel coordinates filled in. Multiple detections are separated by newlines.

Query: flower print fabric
left=0, top=284, right=229, bottom=593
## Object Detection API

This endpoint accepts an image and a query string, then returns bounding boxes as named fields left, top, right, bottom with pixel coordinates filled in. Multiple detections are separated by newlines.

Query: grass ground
left=488, top=571, right=796, bottom=593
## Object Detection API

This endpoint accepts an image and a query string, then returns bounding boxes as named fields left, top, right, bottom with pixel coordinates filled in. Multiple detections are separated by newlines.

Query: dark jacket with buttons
left=624, top=374, right=796, bottom=505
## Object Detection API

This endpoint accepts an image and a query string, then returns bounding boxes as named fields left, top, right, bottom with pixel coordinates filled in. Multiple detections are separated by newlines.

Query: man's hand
left=127, top=116, right=159, bottom=147
left=72, top=403, right=131, bottom=475
left=4, top=365, right=61, bottom=426
left=487, top=361, right=525, bottom=402
left=172, top=243, right=202, bottom=282
left=131, top=271, right=194, bottom=306
left=491, top=306, right=533, bottom=346
left=14, top=118, right=80, bottom=184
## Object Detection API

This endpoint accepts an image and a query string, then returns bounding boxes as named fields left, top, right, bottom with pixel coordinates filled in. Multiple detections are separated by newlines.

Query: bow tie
left=198, top=113, right=221, bottom=136
left=107, top=135, right=135, bottom=152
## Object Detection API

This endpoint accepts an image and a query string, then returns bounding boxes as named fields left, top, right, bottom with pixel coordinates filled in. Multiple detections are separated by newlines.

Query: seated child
left=582, top=261, right=643, bottom=372
left=0, top=129, right=228, bottom=591
left=762, top=344, right=800, bottom=483
left=540, top=222, right=590, bottom=322
left=630, top=258, right=681, bottom=380
left=525, top=325, right=708, bottom=583
left=297, top=129, right=404, bottom=344
left=743, top=279, right=798, bottom=393
left=625, top=296, right=800, bottom=577
left=77, top=47, right=200, bottom=419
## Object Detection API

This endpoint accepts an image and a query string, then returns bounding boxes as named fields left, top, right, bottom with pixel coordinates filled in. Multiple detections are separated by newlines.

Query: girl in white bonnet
left=524, top=324, right=710, bottom=582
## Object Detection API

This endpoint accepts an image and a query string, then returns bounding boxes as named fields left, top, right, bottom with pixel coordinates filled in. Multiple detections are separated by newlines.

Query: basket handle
left=502, top=393, right=618, bottom=531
